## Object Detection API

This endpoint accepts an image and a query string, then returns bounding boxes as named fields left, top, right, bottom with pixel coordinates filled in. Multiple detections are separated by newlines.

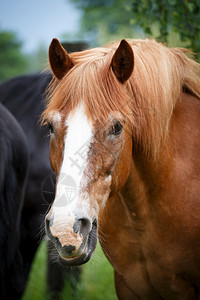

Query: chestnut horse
left=44, top=38, right=200, bottom=299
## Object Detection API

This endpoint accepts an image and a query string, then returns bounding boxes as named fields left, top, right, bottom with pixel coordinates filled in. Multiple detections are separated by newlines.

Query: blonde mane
left=43, top=39, right=200, bottom=157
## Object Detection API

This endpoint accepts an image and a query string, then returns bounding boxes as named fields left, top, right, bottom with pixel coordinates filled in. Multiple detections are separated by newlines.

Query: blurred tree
left=129, top=0, right=200, bottom=53
left=27, top=43, right=48, bottom=73
left=68, top=0, right=140, bottom=46
left=69, top=0, right=200, bottom=54
left=0, top=30, right=28, bottom=82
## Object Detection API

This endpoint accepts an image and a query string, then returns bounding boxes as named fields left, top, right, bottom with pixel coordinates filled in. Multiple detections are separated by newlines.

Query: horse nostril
left=62, top=245, right=76, bottom=256
left=73, top=217, right=92, bottom=237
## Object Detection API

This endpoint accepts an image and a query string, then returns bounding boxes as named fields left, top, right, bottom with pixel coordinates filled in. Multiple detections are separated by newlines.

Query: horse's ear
left=111, top=39, right=134, bottom=84
left=49, top=38, right=73, bottom=80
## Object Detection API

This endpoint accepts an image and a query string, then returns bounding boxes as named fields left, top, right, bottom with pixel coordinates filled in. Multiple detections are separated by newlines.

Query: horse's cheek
left=49, top=139, right=61, bottom=175
left=111, top=137, right=132, bottom=192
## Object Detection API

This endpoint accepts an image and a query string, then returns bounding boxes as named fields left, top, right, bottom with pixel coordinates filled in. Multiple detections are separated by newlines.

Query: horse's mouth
left=58, top=219, right=97, bottom=266
left=59, top=251, right=91, bottom=266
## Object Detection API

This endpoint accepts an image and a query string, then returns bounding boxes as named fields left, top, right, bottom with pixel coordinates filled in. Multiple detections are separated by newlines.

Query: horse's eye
left=48, top=122, right=54, bottom=134
left=110, top=121, right=123, bottom=136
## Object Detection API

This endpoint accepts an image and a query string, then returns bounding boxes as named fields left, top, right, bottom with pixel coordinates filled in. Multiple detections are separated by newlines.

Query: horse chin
left=59, top=251, right=91, bottom=266
left=58, top=220, right=97, bottom=266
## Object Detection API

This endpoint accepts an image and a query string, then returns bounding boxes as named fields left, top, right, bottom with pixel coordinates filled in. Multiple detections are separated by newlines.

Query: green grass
left=22, top=241, right=47, bottom=300
left=22, top=241, right=117, bottom=300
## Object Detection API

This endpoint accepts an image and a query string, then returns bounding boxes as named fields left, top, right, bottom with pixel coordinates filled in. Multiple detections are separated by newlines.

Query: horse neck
left=122, top=92, right=200, bottom=222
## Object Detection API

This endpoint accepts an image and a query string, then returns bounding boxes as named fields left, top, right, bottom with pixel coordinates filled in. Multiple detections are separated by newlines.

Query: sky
left=0, top=0, right=81, bottom=53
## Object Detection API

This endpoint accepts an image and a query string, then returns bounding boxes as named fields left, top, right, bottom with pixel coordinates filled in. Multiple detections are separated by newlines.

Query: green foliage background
left=0, top=31, right=29, bottom=82
left=129, top=0, right=200, bottom=53
left=0, top=29, right=48, bottom=83
left=70, top=0, right=200, bottom=54
left=1, top=0, right=199, bottom=82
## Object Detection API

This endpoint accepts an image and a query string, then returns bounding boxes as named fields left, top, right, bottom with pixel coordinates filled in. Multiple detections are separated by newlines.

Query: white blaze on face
left=53, top=102, right=93, bottom=213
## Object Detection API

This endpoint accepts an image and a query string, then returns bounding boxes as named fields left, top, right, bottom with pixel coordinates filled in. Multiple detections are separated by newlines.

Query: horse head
left=44, top=38, right=134, bottom=266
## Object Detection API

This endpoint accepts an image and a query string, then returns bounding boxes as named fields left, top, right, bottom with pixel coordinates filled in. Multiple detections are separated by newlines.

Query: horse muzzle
left=45, top=210, right=97, bottom=266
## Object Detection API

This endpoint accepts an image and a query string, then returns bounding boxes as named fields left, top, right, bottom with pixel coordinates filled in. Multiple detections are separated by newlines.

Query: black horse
left=0, top=103, right=28, bottom=299
left=0, top=72, right=80, bottom=298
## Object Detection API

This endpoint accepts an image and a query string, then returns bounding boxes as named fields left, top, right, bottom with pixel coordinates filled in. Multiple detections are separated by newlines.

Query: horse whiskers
left=97, top=228, right=109, bottom=242
left=36, top=223, right=46, bottom=243
left=47, top=241, right=60, bottom=265
left=36, top=204, right=53, bottom=243
left=97, top=239, right=112, bottom=263
left=35, top=211, right=49, bottom=243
